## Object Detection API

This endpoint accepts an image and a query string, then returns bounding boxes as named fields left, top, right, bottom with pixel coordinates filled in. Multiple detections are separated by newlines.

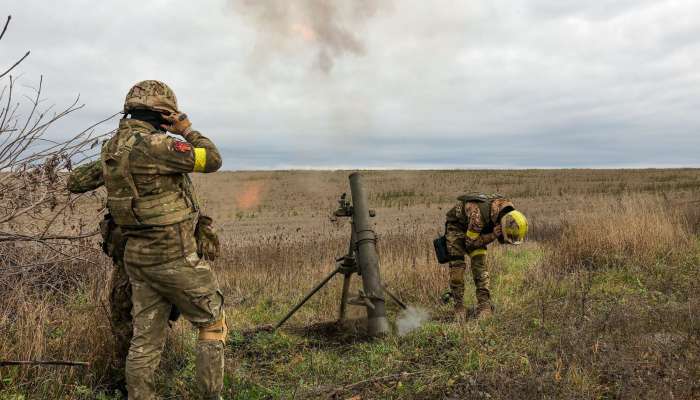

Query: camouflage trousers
left=109, top=259, right=133, bottom=384
left=445, top=223, right=491, bottom=308
left=125, top=252, right=226, bottom=400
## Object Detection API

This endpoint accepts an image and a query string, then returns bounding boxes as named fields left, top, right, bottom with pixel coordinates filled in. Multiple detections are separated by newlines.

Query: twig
left=306, top=371, right=427, bottom=397
left=0, top=230, right=99, bottom=243
left=0, top=51, right=29, bottom=80
left=0, top=15, right=11, bottom=42
left=0, top=360, right=90, bottom=367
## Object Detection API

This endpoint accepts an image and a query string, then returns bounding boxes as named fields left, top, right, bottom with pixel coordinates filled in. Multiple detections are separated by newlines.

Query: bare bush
left=0, top=15, right=116, bottom=291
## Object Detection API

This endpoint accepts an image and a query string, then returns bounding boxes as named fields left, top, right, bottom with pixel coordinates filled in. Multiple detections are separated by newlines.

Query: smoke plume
left=232, top=0, right=387, bottom=73
left=396, top=306, right=430, bottom=336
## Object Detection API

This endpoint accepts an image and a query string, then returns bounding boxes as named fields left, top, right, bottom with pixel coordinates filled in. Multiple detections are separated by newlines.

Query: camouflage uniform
left=445, top=194, right=515, bottom=315
left=70, top=80, right=227, bottom=399
left=68, top=161, right=133, bottom=383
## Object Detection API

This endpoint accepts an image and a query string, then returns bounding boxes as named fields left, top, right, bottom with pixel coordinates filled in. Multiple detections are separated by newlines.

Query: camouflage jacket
left=67, top=160, right=104, bottom=193
left=446, top=196, right=514, bottom=248
left=68, top=118, right=222, bottom=267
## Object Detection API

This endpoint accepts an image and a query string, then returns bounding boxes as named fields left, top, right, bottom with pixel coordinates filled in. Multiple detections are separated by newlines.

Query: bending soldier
left=69, top=80, right=225, bottom=399
left=443, top=193, right=528, bottom=319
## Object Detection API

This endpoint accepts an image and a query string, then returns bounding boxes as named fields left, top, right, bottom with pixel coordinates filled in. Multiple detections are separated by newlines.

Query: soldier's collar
left=120, top=118, right=161, bottom=133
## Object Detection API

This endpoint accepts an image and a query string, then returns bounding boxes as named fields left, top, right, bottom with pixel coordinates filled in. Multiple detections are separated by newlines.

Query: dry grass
left=1, top=169, right=699, bottom=399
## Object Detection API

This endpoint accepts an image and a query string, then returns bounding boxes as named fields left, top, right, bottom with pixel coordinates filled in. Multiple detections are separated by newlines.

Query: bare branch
left=0, top=16, right=114, bottom=288
left=0, top=16, right=30, bottom=79
left=0, top=51, right=30, bottom=79
left=0, top=15, right=11, bottom=42
left=0, top=360, right=90, bottom=367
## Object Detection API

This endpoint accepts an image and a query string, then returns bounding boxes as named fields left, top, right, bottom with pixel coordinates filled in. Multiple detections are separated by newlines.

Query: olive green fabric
left=445, top=222, right=491, bottom=311
left=109, top=257, right=133, bottom=381
left=448, top=261, right=467, bottom=307
left=68, top=166, right=131, bottom=387
left=101, top=120, right=196, bottom=228
left=124, top=80, right=179, bottom=114
left=445, top=222, right=487, bottom=259
left=196, top=341, right=225, bottom=399
left=195, top=215, right=221, bottom=261
left=469, top=254, right=490, bottom=309
left=449, top=192, right=507, bottom=233
left=448, top=254, right=491, bottom=312
left=67, top=160, right=105, bottom=193
left=100, top=117, right=224, bottom=399
left=125, top=254, right=225, bottom=399
left=443, top=192, right=518, bottom=315
left=102, top=118, right=221, bottom=267
left=68, top=114, right=225, bottom=398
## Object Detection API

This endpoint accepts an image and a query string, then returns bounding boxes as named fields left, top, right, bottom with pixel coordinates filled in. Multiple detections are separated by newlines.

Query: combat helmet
left=123, top=80, right=178, bottom=114
left=501, top=210, right=528, bottom=245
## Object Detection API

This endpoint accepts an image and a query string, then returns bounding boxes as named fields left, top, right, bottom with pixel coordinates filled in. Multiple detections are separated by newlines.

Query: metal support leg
left=274, top=266, right=341, bottom=331
left=339, top=273, right=352, bottom=321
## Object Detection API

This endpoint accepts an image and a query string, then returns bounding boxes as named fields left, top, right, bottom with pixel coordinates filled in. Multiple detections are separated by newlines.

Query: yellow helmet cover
left=501, top=210, right=528, bottom=244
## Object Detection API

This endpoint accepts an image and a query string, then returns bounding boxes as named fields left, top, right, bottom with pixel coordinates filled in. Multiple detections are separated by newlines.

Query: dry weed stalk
left=0, top=15, right=116, bottom=278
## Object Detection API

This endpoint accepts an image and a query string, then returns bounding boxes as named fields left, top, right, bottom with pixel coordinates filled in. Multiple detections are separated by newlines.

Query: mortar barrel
left=349, top=172, right=390, bottom=337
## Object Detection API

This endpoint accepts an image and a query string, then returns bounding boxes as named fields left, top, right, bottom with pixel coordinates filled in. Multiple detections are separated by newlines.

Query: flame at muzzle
left=235, top=182, right=265, bottom=210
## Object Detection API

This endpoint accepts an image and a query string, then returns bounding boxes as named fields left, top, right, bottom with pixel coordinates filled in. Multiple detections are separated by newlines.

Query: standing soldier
left=68, top=163, right=184, bottom=394
left=443, top=193, right=528, bottom=319
left=69, top=80, right=225, bottom=399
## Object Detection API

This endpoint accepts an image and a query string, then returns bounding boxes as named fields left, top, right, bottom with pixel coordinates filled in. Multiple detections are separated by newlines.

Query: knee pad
left=198, top=314, right=228, bottom=343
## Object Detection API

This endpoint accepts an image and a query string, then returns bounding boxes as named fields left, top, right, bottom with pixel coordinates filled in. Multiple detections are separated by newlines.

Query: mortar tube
left=349, top=172, right=390, bottom=337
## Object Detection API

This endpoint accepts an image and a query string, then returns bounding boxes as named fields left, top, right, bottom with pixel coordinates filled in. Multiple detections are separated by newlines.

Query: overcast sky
left=3, top=0, right=700, bottom=169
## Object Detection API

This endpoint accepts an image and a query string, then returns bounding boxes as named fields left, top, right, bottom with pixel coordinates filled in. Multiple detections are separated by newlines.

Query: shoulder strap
left=476, top=201, right=491, bottom=227
left=457, top=192, right=487, bottom=203
left=118, top=133, right=140, bottom=198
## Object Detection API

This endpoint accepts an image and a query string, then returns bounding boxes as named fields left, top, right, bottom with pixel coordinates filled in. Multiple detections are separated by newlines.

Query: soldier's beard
left=129, top=109, right=167, bottom=132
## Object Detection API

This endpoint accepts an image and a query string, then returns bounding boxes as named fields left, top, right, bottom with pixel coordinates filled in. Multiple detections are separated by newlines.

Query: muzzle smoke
left=232, top=0, right=387, bottom=73
left=396, top=306, right=430, bottom=336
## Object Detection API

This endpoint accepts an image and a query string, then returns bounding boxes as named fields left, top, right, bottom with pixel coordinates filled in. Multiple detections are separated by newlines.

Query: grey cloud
left=2, top=0, right=699, bottom=169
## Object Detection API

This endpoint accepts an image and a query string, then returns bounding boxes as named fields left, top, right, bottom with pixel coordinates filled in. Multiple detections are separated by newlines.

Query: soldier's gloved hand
left=493, top=224, right=503, bottom=238
left=161, top=112, right=193, bottom=137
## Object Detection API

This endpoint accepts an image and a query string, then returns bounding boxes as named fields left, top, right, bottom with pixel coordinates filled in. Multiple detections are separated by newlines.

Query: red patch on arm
left=172, top=141, right=192, bottom=153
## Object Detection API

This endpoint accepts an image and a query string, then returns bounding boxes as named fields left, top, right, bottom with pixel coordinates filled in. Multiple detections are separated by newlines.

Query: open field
left=1, top=169, right=699, bottom=399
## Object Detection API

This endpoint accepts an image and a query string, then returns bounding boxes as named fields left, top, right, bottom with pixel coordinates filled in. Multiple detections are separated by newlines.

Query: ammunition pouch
left=195, top=215, right=220, bottom=261
left=107, top=191, right=195, bottom=227
left=434, top=222, right=466, bottom=264
left=434, top=235, right=452, bottom=264
left=99, top=213, right=125, bottom=263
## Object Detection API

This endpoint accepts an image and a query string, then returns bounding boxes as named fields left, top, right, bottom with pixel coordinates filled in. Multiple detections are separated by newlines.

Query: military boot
left=475, top=301, right=493, bottom=319
left=454, top=303, right=466, bottom=320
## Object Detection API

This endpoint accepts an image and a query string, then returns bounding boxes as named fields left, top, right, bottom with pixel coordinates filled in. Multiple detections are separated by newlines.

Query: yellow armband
left=466, top=230, right=480, bottom=240
left=193, top=148, right=207, bottom=172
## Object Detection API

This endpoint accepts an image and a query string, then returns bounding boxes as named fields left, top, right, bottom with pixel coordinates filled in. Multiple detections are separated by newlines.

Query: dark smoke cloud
left=232, top=0, right=386, bottom=73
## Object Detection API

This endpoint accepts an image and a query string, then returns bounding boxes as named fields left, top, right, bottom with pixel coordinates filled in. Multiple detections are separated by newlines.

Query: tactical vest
left=101, top=123, right=197, bottom=228
left=455, top=192, right=506, bottom=233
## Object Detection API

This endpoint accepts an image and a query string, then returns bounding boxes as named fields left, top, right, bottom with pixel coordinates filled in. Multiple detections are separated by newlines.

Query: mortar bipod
left=273, top=173, right=406, bottom=337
